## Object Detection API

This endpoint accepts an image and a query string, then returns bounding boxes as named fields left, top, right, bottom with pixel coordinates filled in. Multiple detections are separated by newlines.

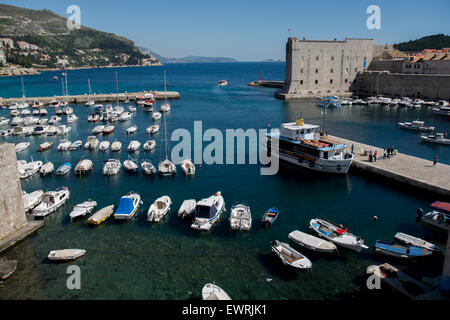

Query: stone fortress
left=277, top=37, right=450, bottom=100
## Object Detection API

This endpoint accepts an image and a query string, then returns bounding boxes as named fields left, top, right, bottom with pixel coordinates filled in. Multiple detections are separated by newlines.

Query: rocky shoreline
left=0, top=67, right=40, bottom=77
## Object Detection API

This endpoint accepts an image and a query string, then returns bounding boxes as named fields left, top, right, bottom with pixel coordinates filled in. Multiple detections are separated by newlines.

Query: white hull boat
left=146, top=125, right=159, bottom=134
left=127, top=125, right=137, bottom=134
left=202, top=284, right=231, bottom=300
left=181, top=159, right=196, bottom=175
left=398, top=120, right=435, bottom=131
left=103, top=159, right=121, bottom=175
left=143, top=140, right=156, bottom=151
left=152, top=112, right=161, bottom=121
left=74, top=159, right=93, bottom=175
left=57, top=125, right=71, bottom=135
left=191, top=192, right=225, bottom=231
left=141, top=160, right=156, bottom=175
left=67, top=114, right=78, bottom=123
left=19, top=160, right=43, bottom=179
left=69, top=201, right=97, bottom=221
left=178, top=199, right=196, bottom=219
left=127, top=140, right=141, bottom=152
left=92, top=125, right=105, bottom=134
left=111, top=141, right=122, bottom=152
left=48, top=249, right=85, bottom=261
left=46, top=126, right=58, bottom=136
left=57, top=140, right=72, bottom=151
left=158, top=158, right=176, bottom=176
left=119, top=112, right=132, bottom=121
left=123, top=159, right=139, bottom=173
left=147, top=196, right=172, bottom=222
left=40, top=161, right=54, bottom=176
left=229, top=203, right=252, bottom=231
left=114, top=193, right=142, bottom=220
left=159, top=103, right=171, bottom=112
left=309, top=218, right=368, bottom=253
left=288, top=230, right=337, bottom=253
left=32, top=188, right=70, bottom=217
left=394, top=232, right=440, bottom=252
left=84, top=136, right=100, bottom=150
left=271, top=240, right=312, bottom=270
left=15, top=142, right=30, bottom=153
left=420, top=133, right=450, bottom=145
left=23, top=190, right=44, bottom=212
left=69, top=140, right=82, bottom=151
left=99, top=141, right=111, bottom=151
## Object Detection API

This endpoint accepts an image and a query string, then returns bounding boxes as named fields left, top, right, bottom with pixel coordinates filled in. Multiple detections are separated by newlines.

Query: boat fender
left=416, top=208, right=423, bottom=219
left=296, top=136, right=301, bottom=141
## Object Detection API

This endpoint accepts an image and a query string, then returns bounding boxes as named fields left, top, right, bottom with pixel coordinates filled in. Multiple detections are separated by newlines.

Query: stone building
left=0, top=143, right=27, bottom=241
left=276, top=37, right=374, bottom=99
left=0, top=49, right=6, bottom=65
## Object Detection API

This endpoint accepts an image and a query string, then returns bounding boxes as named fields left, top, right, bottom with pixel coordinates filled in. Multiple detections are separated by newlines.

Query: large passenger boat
left=265, top=118, right=353, bottom=174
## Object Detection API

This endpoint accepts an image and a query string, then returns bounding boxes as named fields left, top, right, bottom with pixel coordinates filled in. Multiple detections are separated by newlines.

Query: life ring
left=295, top=136, right=301, bottom=141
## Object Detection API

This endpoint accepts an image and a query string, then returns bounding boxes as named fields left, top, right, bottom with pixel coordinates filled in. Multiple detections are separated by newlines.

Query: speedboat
left=127, top=125, right=137, bottom=134
left=202, top=284, right=231, bottom=300
left=127, top=140, right=140, bottom=152
left=178, top=199, right=196, bottom=219
left=50, top=100, right=60, bottom=108
left=103, top=159, right=121, bottom=175
left=147, top=196, right=172, bottom=222
left=114, top=105, right=124, bottom=114
left=271, top=240, right=312, bottom=270
left=152, top=112, right=162, bottom=121
left=37, top=142, right=53, bottom=152
left=21, top=109, right=31, bottom=116
left=63, top=106, right=73, bottom=115
left=86, top=100, right=95, bottom=106
left=39, top=108, right=48, bottom=116
left=55, top=109, right=63, bottom=116
left=418, top=201, right=450, bottom=233
left=40, top=161, right=54, bottom=176
left=48, top=116, right=61, bottom=124
left=11, top=117, right=24, bottom=126
left=288, top=230, right=337, bottom=253
left=143, top=140, right=156, bottom=151
left=0, top=117, right=10, bottom=126
left=84, top=136, right=99, bottom=150
left=129, top=105, right=136, bottom=113
left=123, top=158, right=139, bottom=173
left=74, top=159, right=93, bottom=175
left=67, top=114, right=79, bottom=123
left=33, top=125, right=49, bottom=135
left=57, top=125, right=71, bottom=136
left=32, top=187, right=70, bottom=217
left=158, top=158, right=176, bottom=176
left=103, top=125, right=114, bottom=135
left=141, top=160, right=156, bottom=175
left=393, top=232, right=440, bottom=252
left=92, top=125, right=105, bottom=134
left=420, top=133, right=450, bottom=145
left=432, top=105, right=450, bottom=116
left=10, top=110, right=20, bottom=117
left=15, top=142, right=30, bottom=153
left=57, top=140, right=72, bottom=151
left=111, top=141, right=122, bottom=152
left=1, top=128, right=14, bottom=136
left=262, top=207, right=279, bottom=226
left=229, top=203, right=252, bottom=231
left=398, top=120, right=435, bottom=131
left=46, top=126, right=58, bottom=136
left=99, top=141, right=110, bottom=151
left=146, top=125, right=159, bottom=134
left=37, top=118, right=48, bottom=125
left=265, top=117, right=354, bottom=174
left=88, top=205, right=115, bottom=225
left=48, top=249, right=85, bottom=261
left=374, top=240, right=433, bottom=259
left=191, top=192, right=225, bottom=231
left=181, top=159, right=195, bottom=175
left=23, top=190, right=44, bottom=212
left=309, top=218, right=369, bottom=253
left=69, top=200, right=97, bottom=221
left=56, top=162, right=72, bottom=176
left=119, top=112, right=132, bottom=121
left=114, top=192, right=142, bottom=220
left=218, top=80, right=228, bottom=87
left=69, top=140, right=82, bottom=151
left=159, top=103, right=171, bottom=113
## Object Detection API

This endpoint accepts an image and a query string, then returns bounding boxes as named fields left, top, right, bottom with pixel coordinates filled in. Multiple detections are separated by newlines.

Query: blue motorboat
left=262, top=207, right=279, bottom=226
left=113, top=192, right=142, bottom=220
left=374, top=240, right=433, bottom=259
left=56, top=162, right=72, bottom=176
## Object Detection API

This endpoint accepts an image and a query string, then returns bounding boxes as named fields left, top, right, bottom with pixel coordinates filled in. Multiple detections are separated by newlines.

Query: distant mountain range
left=0, top=3, right=159, bottom=68
left=138, top=46, right=238, bottom=63
left=394, top=34, right=450, bottom=52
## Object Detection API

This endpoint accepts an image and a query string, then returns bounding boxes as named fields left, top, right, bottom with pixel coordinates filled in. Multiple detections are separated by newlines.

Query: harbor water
left=0, top=63, right=449, bottom=299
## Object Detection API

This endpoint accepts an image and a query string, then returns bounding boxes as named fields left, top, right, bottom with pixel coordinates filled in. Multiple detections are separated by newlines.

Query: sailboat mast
left=61, top=77, right=66, bottom=96
left=115, top=71, right=119, bottom=104
left=21, top=76, right=25, bottom=98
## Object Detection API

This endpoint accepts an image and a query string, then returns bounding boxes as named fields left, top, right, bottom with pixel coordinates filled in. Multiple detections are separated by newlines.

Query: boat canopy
left=115, top=197, right=134, bottom=215
left=431, top=201, right=450, bottom=214
left=195, top=204, right=217, bottom=219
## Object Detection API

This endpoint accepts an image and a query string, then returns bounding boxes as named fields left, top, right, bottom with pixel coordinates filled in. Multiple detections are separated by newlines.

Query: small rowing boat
left=262, top=207, right=278, bottom=226
left=374, top=240, right=433, bottom=259
left=69, top=200, right=97, bottom=221
left=271, top=240, right=312, bottom=270
left=202, top=283, right=231, bottom=300
left=48, top=249, right=86, bottom=261
left=393, top=232, right=440, bottom=252
left=88, top=205, right=115, bottom=225
left=288, top=230, right=337, bottom=253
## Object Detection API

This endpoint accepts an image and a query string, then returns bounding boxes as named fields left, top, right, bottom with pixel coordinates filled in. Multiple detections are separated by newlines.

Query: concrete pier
left=328, top=135, right=450, bottom=197
left=248, top=80, right=284, bottom=88
left=0, top=90, right=180, bottom=106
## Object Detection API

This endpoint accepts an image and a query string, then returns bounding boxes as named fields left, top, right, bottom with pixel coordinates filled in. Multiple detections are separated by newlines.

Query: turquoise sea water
left=0, top=63, right=449, bottom=300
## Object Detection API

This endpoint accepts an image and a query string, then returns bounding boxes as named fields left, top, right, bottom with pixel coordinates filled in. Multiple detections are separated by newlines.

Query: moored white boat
left=114, top=192, right=142, bottom=220
left=57, top=140, right=72, bottom=151
left=126, top=125, right=137, bottom=134
left=48, top=249, right=85, bottom=261
left=271, top=240, right=312, bottom=270
left=69, top=140, right=82, bottom=151
left=158, top=158, right=176, bottom=176
left=288, top=230, right=337, bottom=253
left=19, top=160, right=43, bottom=179
left=127, top=140, right=140, bottom=152
left=181, top=159, right=195, bottom=175
left=152, top=112, right=161, bottom=121
left=15, top=142, right=30, bottom=153
left=99, top=141, right=111, bottom=151
left=103, top=125, right=114, bottom=135
left=84, top=136, right=99, bottom=150
left=309, top=218, right=368, bottom=253
left=23, top=190, right=44, bottom=212
left=229, top=203, right=252, bottom=231
left=74, top=159, right=93, bottom=175
left=141, top=160, right=156, bottom=175
left=111, top=141, right=122, bottom=152
left=32, top=187, right=70, bottom=217
left=88, top=205, right=115, bottom=225
left=147, top=196, right=172, bottom=222
left=123, top=158, right=139, bottom=173
left=67, top=114, right=79, bottom=123
left=178, top=199, right=196, bottom=219
left=92, top=125, right=105, bottom=134
left=119, top=112, right=132, bottom=121
left=56, top=162, right=72, bottom=175
left=146, top=125, right=159, bottom=134
left=40, top=161, right=54, bottom=176
left=398, top=120, right=435, bottom=131
left=69, top=200, right=97, bottom=221
left=103, top=159, right=121, bottom=175
left=57, top=125, right=71, bottom=135
left=202, top=283, right=231, bottom=300
left=420, top=132, right=450, bottom=145
left=143, top=140, right=156, bottom=151
left=394, top=232, right=440, bottom=252
left=191, top=192, right=225, bottom=231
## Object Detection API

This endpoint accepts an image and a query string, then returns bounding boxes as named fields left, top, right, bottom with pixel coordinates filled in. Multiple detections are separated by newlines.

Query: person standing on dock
left=433, top=156, right=438, bottom=167
left=373, top=151, right=377, bottom=162
left=351, top=144, right=354, bottom=155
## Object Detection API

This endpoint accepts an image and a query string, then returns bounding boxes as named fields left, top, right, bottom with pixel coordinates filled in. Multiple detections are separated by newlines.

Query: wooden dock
left=0, top=90, right=180, bottom=106
left=328, top=135, right=450, bottom=198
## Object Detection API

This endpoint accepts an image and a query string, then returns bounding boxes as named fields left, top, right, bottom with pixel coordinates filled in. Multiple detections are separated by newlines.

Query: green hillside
left=394, top=34, right=450, bottom=52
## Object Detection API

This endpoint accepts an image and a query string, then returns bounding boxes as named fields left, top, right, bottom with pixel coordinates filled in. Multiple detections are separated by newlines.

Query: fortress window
left=300, top=69, right=303, bottom=73
left=345, top=79, right=348, bottom=83
left=315, top=80, right=318, bottom=84
left=316, top=56, right=319, bottom=61
left=345, top=68, right=349, bottom=73
left=330, top=79, right=333, bottom=84
left=354, top=68, right=357, bottom=72
left=330, top=69, right=333, bottom=73
left=315, top=69, right=318, bottom=73
left=300, top=80, right=303, bottom=84
left=331, top=56, right=334, bottom=61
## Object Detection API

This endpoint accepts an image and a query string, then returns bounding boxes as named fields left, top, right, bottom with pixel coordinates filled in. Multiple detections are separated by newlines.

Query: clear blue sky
left=2, top=0, right=449, bottom=61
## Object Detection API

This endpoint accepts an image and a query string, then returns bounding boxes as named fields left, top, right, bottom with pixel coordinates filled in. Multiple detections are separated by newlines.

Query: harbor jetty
left=328, top=135, right=450, bottom=197
left=248, top=80, right=284, bottom=88
left=0, top=90, right=180, bottom=106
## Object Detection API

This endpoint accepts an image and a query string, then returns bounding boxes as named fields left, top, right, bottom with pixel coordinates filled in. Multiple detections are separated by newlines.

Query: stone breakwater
left=0, top=90, right=180, bottom=106
left=0, top=67, right=40, bottom=77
